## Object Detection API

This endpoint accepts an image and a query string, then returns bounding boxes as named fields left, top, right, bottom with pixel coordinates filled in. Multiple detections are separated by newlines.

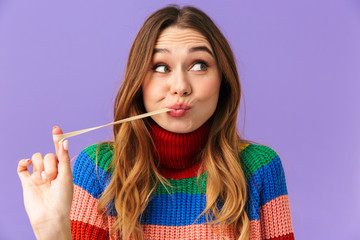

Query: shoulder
left=239, top=143, right=289, bottom=204
left=238, top=143, right=282, bottom=179
left=72, top=142, right=115, bottom=198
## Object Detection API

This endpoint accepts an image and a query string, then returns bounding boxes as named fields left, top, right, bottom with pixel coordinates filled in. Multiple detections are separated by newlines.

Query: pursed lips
left=166, top=103, right=191, bottom=117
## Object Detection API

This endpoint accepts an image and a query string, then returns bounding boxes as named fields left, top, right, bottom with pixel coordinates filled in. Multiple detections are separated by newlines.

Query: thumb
left=53, top=127, right=72, bottom=179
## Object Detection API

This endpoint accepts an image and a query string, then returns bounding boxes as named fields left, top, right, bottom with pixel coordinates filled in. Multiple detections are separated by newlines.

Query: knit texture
left=148, top=118, right=211, bottom=178
left=70, top=143, right=294, bottom=239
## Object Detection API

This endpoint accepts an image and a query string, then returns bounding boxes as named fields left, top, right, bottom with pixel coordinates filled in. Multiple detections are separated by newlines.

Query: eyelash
left=151, top=60, right=209, bottom=72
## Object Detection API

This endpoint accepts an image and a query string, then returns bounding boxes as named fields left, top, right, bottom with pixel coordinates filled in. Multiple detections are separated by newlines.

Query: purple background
left=1, top=0, right=359, bottom=239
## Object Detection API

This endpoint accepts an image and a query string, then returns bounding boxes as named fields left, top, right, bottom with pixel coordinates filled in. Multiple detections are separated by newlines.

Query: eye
left=190, top=61, right=208, bottom=71
left=152, top=64, right=170, bottom=73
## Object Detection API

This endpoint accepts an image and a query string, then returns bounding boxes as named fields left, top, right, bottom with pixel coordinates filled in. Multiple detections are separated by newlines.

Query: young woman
left=17, top=6, right=294, bottom=240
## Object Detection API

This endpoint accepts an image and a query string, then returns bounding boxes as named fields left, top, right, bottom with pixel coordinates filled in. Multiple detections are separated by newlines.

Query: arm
left=241, top=144, right=294, bottom=240
left=257, top=155, right=294, bottom=240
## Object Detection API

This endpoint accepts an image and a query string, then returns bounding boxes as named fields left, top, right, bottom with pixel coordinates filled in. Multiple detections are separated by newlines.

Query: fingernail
left=63, top=140, right=69, bottom=151
left=24, top=159, right=31, bottom=163
left=41, top=171, right=47, bottom=180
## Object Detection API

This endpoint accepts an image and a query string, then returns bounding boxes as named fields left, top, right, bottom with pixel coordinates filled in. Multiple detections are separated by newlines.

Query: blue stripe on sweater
left=247, top=156, right=288, bottom=221
left=73, top=150, right=111, bottom=199
left=141, top=193, right=207, bottom=226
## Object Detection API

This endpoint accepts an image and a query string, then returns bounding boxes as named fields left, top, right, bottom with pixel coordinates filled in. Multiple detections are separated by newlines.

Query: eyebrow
left=153, top=46, right=214, bottom=56
left=153, top=48, right=170, bottom=54
left=189, top=46, right=214, bottom=56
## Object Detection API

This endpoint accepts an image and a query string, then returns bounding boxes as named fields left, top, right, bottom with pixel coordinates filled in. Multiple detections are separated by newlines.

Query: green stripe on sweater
left=239, top=144, right=279, bottom=178
left=82, top=143, right=279, bottom=194
left=153, top=173, right=207, bottom=195
left=83, top=143, right=114, bottom=174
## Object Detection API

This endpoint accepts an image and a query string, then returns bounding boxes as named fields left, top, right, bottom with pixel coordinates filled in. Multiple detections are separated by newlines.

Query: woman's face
left=142, top=26, right=221, bottom=133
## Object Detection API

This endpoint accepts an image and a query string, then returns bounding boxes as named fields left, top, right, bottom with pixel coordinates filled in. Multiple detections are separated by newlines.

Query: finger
left=53, top=126, right=72, bottom=178
left=57, top=139, right=72, bottom=179
left=43, top=153, right=58, bottom=182
left=52, top=126, right=63, bottom=157
left=17, top=159, right=32, bottom=182
left=31, top=152, right=44, bottom=174
left=52, top=131, right=72, bottom=181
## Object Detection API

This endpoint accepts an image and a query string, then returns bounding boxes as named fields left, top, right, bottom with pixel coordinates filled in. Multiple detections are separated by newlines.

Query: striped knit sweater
left=70, top=123, right=294, bottom=239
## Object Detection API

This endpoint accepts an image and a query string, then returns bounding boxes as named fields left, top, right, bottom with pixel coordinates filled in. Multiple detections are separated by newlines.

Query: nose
left=170, top=70, right=192, bottom=96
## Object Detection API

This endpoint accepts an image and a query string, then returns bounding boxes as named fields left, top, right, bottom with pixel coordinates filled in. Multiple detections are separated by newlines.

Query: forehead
left=155, top=26, right=212, bottom=49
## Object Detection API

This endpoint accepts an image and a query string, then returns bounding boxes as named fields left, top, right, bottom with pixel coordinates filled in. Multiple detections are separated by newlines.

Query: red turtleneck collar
left=148, top=119, right=211, bottom=179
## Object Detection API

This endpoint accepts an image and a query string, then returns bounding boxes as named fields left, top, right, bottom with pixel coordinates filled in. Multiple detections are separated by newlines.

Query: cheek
left=142, top=75, right=157, bottom=98
left=143, top=82, right=166, bottom=99
left=196, top=76, right=221, bottom=101
left=142, top=78, right=168, bottom=111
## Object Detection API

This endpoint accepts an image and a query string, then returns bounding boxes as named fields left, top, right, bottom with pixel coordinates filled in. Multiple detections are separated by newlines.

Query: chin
left=156, top=119, right=199, bottom=134
left=165, top=123, right=196, bottom=133
left=168, top=127, right=194, bottom=134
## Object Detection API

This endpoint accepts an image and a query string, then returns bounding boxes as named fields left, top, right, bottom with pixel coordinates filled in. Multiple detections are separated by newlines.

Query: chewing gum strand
left=53, top=108, right=170, bottom=143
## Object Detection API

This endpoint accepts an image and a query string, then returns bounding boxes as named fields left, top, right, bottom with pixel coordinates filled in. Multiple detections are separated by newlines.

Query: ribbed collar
left=148, top=119, right=211, bottom=174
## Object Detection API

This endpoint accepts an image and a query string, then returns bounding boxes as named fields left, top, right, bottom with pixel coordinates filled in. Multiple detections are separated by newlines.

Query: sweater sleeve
left=70, top=143, right=115, bottom=240
left=240, top=144, right=294, bottom=240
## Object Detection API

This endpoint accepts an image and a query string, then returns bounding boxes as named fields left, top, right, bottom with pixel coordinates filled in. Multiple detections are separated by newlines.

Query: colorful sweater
left=70, top=143, right=294, bottom=239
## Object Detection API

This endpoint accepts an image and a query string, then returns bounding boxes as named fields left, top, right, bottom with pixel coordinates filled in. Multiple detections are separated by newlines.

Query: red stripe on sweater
left=159, top=160, right=205, bottom=179
left=267, top=232, right=295, bottom=240
left=71, top=220, right=109, bottom=240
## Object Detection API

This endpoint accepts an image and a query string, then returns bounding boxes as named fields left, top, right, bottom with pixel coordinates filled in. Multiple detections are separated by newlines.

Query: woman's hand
left=17, top=127, right=73, bottom=239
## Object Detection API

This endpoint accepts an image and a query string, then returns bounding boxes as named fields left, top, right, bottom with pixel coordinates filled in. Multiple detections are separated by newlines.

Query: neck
left=148, top=119, right=211, bottom=178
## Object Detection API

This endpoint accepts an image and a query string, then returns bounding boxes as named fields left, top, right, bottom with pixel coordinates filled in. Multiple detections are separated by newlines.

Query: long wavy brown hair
left=97, top=5, right=251, bottom=240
